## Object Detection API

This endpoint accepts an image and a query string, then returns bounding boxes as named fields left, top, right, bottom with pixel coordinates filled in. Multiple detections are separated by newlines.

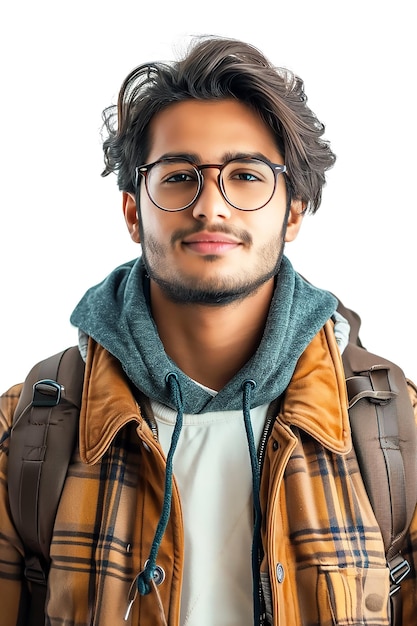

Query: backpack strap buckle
left=389, top=554, right=411, bottom=596
left=24, top=554, right=47, bottom=586
left=32, top=379, right=63, bottom=407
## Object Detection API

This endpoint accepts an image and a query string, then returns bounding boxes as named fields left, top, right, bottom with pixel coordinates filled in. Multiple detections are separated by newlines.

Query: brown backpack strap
left=8, top=346, right=85, bottom=624
left=343, top=342, right=417, bottom=622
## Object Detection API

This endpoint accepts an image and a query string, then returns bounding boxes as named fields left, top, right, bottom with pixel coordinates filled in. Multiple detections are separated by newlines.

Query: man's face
left=125, top=99, right=302, bottom=305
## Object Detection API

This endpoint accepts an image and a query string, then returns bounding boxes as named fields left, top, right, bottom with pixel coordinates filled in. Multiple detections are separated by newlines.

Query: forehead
left=146, top=99, right=282, bottom=163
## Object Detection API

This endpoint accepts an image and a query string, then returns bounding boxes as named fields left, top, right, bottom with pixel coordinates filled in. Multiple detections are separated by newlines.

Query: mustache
left=170, top=223, right=253, bottom=246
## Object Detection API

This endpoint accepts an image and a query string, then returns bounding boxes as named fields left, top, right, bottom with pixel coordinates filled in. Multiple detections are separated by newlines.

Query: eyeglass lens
left=145, top=159, right=277, bottom=211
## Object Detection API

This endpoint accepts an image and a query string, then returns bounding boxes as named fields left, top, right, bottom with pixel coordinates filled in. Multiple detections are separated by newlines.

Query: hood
left=70, top=255, right=337, bottom=413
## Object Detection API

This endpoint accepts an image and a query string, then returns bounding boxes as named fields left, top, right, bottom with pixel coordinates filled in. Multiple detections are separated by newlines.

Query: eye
left=155, top=161, right=199, bottom=185
left=224, top=159, right=270, bottom=184
left=227, top=168, right=267, bottom=184
left=232, top=171, right=260, bottom=182
left=164, top=171, right=196, bottom=183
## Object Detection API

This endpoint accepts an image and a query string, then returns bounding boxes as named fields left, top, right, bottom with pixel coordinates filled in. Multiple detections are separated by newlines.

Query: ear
left=284, top=199, right=305, bottom=242
left=122, top=192, right=141, bottom=243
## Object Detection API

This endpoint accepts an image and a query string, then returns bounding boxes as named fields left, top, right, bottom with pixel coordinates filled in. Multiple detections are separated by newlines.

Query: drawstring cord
left=127, top=375, right=262, bottom=623
left=242, top=379, right=262, bottom=625
left=136, top=372, right=184, bottom=597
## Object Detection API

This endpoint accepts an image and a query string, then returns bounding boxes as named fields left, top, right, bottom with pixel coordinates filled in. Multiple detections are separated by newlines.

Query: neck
left=150, top=279, right=275, bottom=390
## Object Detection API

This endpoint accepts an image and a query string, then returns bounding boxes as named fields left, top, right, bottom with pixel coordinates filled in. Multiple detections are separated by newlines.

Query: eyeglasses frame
left=135, top=156, right=287, bottom=212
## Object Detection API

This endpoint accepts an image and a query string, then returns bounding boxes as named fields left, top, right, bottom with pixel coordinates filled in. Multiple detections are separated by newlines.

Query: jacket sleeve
left=0, top=384, right=27, bottom=625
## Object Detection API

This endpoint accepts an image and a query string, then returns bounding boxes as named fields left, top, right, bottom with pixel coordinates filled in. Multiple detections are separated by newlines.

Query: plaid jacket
left=1, top=320, right=417, bottom=625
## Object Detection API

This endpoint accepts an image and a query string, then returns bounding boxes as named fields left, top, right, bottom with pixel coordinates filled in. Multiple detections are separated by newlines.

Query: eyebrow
left=154, top=150, right=274, bottom=164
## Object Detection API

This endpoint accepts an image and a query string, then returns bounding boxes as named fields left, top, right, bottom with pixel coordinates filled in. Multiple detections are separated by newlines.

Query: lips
left=182, top=231, right=241, bottom=255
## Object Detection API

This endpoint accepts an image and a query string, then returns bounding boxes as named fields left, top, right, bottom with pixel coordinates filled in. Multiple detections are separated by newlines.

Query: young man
left=1, top=36, right=416, bottom=626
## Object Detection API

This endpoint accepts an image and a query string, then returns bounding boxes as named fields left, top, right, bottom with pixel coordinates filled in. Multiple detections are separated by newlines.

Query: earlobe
left=122, top=192, right=141, bottom=243
left=284, top=199, right=305, bottom=242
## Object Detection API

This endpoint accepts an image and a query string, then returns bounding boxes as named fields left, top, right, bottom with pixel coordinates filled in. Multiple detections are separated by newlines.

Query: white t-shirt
left=152, top=396, right=268, bottom=626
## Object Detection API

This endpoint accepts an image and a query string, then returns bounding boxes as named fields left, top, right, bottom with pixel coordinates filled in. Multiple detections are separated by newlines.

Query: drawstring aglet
left=124, top=575, right=139, bottom=621
left=124, top=572, right=168, bottom=625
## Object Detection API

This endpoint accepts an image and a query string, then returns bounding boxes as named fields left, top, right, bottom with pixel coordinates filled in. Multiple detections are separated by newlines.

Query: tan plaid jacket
left=1, top=321, right=417, bottom=625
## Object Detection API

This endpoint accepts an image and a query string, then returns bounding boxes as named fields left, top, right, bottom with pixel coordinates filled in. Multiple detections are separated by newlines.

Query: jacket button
left=144, top=560, right=166, bottom=585
left=276, top=562, right=285, bottom=583
left=272, top=440, right=279, bottom=451
left=153, top=565, right=166, bottom=585
left=365, top=593, right=384, bottom=612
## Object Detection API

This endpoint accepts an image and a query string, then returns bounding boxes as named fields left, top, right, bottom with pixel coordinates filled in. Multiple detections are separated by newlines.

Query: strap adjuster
left=389, top=555, right=411, bottom=596
left=24, top=555, right=47, bottom=586
left=32, top=379, right=63, bottom=407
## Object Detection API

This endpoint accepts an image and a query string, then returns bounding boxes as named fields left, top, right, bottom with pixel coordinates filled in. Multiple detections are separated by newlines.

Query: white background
left=1, top=0, right=415, bottom=391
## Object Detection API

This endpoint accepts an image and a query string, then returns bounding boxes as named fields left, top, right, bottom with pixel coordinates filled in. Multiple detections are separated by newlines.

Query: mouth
left=182, top=232, right=241, bottom=255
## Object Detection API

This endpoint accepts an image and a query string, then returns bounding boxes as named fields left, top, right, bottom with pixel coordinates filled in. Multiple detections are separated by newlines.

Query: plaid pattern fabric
left=260, top=428, right=392, bottom=625
left=1, top=323, right=417, bottom=625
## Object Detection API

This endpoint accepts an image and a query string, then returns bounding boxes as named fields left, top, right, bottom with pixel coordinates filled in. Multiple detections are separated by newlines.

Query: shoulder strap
left=341, top=338, right=417, bottom=624
left=8, top=346, right=85, bottom=623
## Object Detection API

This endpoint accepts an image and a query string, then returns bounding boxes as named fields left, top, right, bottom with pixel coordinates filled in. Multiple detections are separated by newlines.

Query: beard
left=145, top=261, right=283, bottom=305
left=139, top=216, right=289, bottom=307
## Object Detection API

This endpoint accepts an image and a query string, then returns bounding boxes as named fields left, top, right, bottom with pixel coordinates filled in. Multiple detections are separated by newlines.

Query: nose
left=191, top=171, right=232, bottom=221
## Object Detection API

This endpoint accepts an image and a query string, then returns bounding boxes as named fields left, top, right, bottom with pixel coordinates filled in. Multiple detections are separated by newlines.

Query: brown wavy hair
left=101, top=36, right=336, bottom=213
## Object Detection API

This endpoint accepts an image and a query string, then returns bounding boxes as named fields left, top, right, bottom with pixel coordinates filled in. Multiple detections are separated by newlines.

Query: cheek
left=139, top=194, right=166, bottom=239
left=140, top=203, right=184, bottom=246
left=250, top=209, right=285, bottom=241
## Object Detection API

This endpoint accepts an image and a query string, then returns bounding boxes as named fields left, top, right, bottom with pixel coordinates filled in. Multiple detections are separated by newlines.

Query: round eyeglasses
left=135, top=156, right=287, bottom=212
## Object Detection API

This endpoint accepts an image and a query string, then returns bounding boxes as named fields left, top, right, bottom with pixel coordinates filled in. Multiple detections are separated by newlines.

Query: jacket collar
left=79, top=339, right=143, bottom=464
left=80, top=320, right=351, bottom=464
left=280, top=320, right=351, bottom=454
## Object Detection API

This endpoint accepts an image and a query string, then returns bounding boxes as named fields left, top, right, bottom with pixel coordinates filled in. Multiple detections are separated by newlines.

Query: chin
left=153, top=271, right=276, bottom=306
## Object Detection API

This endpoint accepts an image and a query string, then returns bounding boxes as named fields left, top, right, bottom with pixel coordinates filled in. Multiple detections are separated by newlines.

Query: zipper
left=258, top=397, right=281, bottom=470
left=144, top=411, right=159, bottom=441
left=256, top=413, right=272, bottom=626
left=130, top=385, right=159, bottom=441
left=256, top=397, right=282, bottom=625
